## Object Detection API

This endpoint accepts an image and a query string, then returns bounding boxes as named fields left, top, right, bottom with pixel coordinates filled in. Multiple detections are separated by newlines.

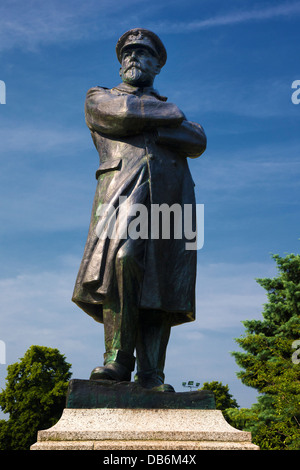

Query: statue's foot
left=150, top=383, right=175, bottom=393
left=90, top=362, right=131, bottom=382
left=134, top=371, right=175, bottom=392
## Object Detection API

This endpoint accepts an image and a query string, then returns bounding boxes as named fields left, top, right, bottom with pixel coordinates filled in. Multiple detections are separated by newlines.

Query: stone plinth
left=65, top=379, right=215, bottom=410
left=31, top=379, right=259, bottom=450
left=31, top=408, right=259, bottom=450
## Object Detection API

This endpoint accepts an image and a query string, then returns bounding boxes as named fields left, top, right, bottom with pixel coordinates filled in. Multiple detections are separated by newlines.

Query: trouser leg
left=90, top=238, right=146, bottom=381
left=135, top=309, right=172, bottom=387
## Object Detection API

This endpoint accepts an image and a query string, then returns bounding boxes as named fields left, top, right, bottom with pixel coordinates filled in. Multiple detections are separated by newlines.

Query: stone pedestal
left=30, top=379, right=259, bottom=450
left=31, top=408, right=258, bottom=450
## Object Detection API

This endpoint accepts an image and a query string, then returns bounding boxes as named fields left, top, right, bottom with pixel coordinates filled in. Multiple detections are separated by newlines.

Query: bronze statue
left=72, top=28, right=207, bottom=392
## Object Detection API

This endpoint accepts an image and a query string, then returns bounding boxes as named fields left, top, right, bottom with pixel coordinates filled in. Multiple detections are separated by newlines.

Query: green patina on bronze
left=66, top=379, right=215, bottom=410
left=71, top=28, right=207, bottom=392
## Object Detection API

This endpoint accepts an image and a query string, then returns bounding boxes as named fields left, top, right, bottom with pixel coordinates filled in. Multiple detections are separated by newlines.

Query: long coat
left=72, top=82, right=206, bottom=326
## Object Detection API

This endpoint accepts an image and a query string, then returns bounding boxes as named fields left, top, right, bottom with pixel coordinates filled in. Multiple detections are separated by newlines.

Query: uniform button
left=148, top=153, right=155, bottom=160
left=172, top=160, right=177, bottom=166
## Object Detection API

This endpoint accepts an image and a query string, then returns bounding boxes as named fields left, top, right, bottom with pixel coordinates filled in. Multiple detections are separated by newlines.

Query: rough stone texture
left=30, top=408, right=259, bottom=450
left=66, top=379, right=215, bottom=409
left=31, top=440, right=258, bottom=450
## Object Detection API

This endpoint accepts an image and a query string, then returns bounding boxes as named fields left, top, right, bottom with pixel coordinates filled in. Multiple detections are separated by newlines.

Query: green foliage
left=227, top=394, right=300, bottom=450
left=199, top=380, right=239, bottom=426
left=231, top=253, right=300, bottom=450
left=0, top=345, right=72, bottom=450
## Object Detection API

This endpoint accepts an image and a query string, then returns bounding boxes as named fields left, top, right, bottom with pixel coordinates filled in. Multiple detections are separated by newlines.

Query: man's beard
left=122, top=65, right=149, bottom=86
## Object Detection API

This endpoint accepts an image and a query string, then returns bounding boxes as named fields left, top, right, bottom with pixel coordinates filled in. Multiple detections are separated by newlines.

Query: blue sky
left=0, top=0, right=300, bottom=413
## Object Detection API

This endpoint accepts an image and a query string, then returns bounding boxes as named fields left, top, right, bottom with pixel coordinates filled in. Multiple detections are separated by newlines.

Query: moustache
left=124, top=63, right=145, bottom=73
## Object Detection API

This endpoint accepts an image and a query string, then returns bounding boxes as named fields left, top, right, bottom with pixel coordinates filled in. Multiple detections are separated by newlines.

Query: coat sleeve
left=156, top=120, right=207, bottom=158
left=85, top=87, right=185, bottom=136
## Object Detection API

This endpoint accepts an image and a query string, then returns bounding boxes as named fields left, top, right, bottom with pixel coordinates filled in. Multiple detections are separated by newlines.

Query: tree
left=230, top=253, right=300, bottom=450
left=199, top=381, right=239, bottom=425
left=199, top=380, right=238, bottom=409
left=0, top=345, right=72, bottom=450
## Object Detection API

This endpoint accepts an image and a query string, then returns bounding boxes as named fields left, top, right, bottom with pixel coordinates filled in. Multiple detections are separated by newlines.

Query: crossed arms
left=85, top=87, right=206, bottom=158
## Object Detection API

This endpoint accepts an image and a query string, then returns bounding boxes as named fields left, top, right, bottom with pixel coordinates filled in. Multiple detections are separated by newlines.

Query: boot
left=134, top=369, right=175, bottom=392
left=90, top=349, right=135, bottom=382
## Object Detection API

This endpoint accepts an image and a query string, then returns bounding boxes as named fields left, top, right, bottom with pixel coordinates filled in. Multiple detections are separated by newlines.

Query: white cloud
left=0, top=125, right=87, bottom=154
left=0, top=122, right=96, bottom=233
left=170, top=77, right=296, bottom=119
left=0, top=259, right=274, bottom=400
left=0, top=1, right=85, bottom=52
left=194, top=261, right=275, bottom=330
left=162, top=260, right=276, bottom=404
left=0, top=260, right=274, bottom=345
left=0, top=258, right=101, bottom=379
left=0, top=257, right=277, bottom=411
left=1, top=1, right=300, bottom=53
left=150, top=2, right=300, bottom=34
left=0, top=0, right=153, bottom=52
left=0, top=167, right=94, bottom=233
left=190, top=141, right=300, bottom=204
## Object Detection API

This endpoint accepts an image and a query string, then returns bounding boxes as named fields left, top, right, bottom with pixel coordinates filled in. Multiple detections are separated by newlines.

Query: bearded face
left=120, top=46, right=161, bottom=87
